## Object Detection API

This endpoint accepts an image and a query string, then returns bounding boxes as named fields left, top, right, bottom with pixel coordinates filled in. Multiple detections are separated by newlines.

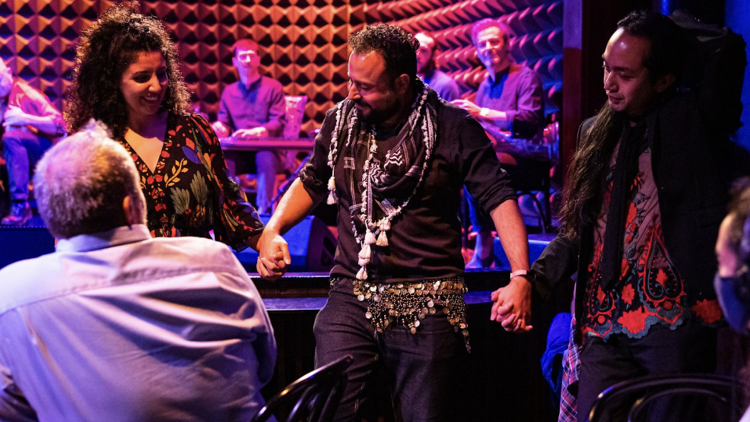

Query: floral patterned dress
left=117, top=112, right=264, bottom=251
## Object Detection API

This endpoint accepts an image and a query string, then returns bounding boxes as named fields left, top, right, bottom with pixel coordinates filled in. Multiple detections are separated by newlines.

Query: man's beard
left=355, top=97, right=402, bottom=125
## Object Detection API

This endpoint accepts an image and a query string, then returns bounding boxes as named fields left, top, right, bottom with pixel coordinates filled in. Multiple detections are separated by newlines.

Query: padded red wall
left=0, top=0, right=365, bottom=134
left=0, top=0, right=559, bottom=132
left=368, top=0, right=563, bottom=117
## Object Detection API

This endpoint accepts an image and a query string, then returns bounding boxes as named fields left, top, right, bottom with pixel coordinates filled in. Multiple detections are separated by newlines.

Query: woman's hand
left=255, top=230, right=291, bottom=281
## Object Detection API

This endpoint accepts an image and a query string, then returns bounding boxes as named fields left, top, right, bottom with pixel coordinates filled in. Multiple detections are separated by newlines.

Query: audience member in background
left=452, top=19, right=546, bottom=268
left=715, top=177, right=750, bottom=336
left=531, top=11, right=745, bottom=422
left=66, top=3, right=265, bottom=251
left=212, top=38, right=287, bottom=214
left=0, top=121, right=276, bottom=422
left=0, top=57, right=65, bottom=226
left=415, top=31, right=460, bottom=101
left=255, top=24, right=532, bottom=422
left=715, top=177, right=750, bottom=422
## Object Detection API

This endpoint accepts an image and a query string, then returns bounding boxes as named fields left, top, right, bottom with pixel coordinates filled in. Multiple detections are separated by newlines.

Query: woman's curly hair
left=65, top=2, right=191, bottom=139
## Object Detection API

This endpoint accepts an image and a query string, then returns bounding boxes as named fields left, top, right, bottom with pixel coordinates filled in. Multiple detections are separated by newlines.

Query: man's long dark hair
left=558, top=10, right=687, bottom=239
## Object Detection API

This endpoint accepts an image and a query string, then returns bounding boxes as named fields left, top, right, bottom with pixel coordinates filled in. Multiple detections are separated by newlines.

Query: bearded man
left=256, top=24, right=533, bottom=421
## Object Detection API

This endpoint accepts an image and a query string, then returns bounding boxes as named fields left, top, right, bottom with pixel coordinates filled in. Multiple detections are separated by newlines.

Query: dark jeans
left=2, top=130, right=52, bottom=202
left=224, top=150, right=283, bottom=213
left=465, top=156, right=550, bottom=232
left=313, top=278, right=468, bottom=422
left=577, top=320, right=717, bottom=422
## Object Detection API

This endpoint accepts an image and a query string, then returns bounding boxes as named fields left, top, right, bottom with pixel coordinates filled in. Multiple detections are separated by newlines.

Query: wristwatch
left=479, top=107, right=490, bottom=119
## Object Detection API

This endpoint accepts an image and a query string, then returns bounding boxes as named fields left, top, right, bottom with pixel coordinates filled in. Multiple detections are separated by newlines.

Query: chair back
left=587, top=373, right=743, bottom=422
left=253, top=355, right=353, bottom=422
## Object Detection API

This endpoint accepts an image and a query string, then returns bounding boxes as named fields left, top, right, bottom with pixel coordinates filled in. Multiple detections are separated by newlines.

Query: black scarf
left=338, top=85, right=438, bottom=232
left=599, top=120, right=647, bottom=290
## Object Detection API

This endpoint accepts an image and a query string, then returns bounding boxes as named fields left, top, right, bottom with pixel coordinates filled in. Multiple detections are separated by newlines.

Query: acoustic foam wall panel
left=140, top=0, right=365, bottom=133
left=0, top=0, right=363, bottom=135
left=0, top=0, right=559, bottom=132
left=366, top=0, right=563, bottom=117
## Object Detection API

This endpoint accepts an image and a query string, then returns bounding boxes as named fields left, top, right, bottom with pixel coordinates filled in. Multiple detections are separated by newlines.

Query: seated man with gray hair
left=0, top=121, right=276, bottom=422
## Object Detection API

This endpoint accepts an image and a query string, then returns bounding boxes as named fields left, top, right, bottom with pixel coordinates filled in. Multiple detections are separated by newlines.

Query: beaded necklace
left=326, top=84, right=436, bottom=280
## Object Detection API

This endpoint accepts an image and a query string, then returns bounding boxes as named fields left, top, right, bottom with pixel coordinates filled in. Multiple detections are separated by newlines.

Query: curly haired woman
left=66, top=3, right=267, bottom=253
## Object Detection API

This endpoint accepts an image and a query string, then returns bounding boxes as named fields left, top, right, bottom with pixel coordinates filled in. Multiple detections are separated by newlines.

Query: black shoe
left=1, top=202, right=32, bottom=226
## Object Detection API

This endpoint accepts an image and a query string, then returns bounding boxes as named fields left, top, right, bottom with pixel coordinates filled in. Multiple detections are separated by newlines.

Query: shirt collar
left=239, top=75, right=262, bottom=95
left=488, top=66, right=510, bottom=85
left=56, top=224, right=152, bottom=253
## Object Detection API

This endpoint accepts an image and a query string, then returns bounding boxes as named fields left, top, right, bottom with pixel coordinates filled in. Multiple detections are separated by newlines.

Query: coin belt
left=347, top=277, right=471, bottom=352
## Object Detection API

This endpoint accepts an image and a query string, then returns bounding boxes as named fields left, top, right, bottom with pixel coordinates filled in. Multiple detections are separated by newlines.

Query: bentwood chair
left=587, top=373, right=743, bottom=422
left=252, top=355, right=353, bottom=422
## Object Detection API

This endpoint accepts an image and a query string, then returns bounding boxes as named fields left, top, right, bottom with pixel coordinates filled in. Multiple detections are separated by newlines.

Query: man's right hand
left=451, top=98, right=482, bottom=118
left=233, top=127, right=268, bottom=138
left=256, top=230, right=291, bottom=281
left=211, top=121, right=230, bottom=137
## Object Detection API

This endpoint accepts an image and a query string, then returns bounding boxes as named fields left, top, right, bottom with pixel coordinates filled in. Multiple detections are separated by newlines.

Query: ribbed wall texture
left=0, top=0, right=365, bottom=134
left=0, top=0, right=559, bottom=132
left=367, top=0, right=563, bottom=117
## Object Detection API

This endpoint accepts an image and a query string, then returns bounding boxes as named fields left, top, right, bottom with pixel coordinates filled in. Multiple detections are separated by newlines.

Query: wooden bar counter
left=257, top=269, right=562, bottom=422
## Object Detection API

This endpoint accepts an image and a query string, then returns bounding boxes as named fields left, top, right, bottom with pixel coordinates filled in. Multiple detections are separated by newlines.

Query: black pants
left=577, top=320, right=717, bottom=422
left=313, top=278, right=469, bottom=422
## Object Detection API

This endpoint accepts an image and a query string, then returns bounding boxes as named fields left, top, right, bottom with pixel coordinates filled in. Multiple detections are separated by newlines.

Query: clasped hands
left=490, top=276, right=533, bottom=333
left=255, top=230, right=290, bottom=281
left=255, top=225, right=534, bottom=334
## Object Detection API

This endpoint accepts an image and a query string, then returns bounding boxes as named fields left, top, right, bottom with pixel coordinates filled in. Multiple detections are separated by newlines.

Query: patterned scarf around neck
left=326, top=81, right=440, bottom=279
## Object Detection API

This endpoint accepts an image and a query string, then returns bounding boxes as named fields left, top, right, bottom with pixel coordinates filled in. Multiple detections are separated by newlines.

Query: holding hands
left=255, top=229, right=291, bottom=281
left=490, top=274, right=533, bottom=333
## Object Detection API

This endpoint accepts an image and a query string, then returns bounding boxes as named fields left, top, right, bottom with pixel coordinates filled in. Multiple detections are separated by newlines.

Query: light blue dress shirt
left=0, top=225, right=276, bottom=422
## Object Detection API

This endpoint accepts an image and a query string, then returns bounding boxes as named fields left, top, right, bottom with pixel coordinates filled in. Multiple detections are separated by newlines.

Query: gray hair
left=34, top=120, right=146, bottom=239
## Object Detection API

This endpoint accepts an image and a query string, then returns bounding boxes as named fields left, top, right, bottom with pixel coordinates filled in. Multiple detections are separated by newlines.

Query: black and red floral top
left=581, top=145, right=723, bottom=340
left=116, top=112, right=264, bottom=251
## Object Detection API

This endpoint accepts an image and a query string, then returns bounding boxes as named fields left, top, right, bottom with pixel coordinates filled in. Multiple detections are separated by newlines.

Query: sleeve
left=226, top=251, right=277, bottom=386
left=714, top=271, right=750, bottom=336
left=0, top=356, right=38, bottom=422
left=506, top=70, right=546, bottom=139
left=458, top=112, right=517, bottom=213
left=217, top=89, right=235, bottom=132
left=261, top=81, right=287, bottom=137
left=672, top=10, right=746, bottom=135
left=15, top=83, right=65, bottom=137
left=189, top=114, right=265, bottom=251
left=531, top=235, right=580, bottom=302
left=298, top=106, right=339, bottom=199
